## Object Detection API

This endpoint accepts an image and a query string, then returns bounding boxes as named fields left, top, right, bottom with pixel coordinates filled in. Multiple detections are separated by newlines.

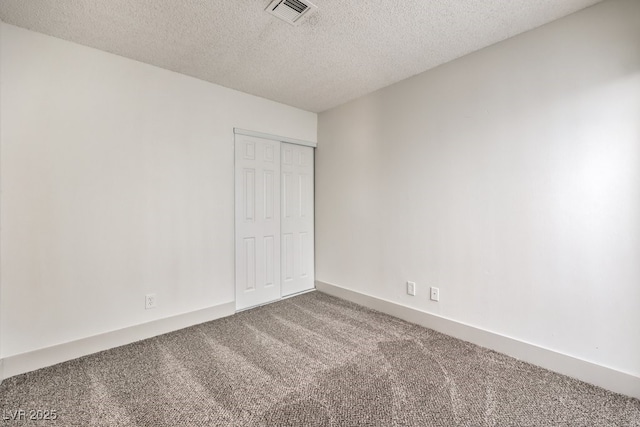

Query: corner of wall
left=0, top=18, right=4, bottom=386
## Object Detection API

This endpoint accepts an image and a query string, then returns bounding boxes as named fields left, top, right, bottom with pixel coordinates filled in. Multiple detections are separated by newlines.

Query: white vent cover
left=266, top=0, right=317, bottom=26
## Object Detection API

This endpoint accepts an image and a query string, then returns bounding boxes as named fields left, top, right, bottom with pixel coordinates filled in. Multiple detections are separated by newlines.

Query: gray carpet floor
left=1, top=291, right=638, bottom=426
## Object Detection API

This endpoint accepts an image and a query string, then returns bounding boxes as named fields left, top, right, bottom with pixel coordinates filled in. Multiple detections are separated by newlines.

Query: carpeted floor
left=1, top=291, right=638, bottom=426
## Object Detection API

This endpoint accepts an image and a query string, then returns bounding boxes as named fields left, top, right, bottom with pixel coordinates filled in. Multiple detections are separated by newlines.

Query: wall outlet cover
left=407, top=281, right=416, bottom=296
left=145, top=293, right=157, bottom=310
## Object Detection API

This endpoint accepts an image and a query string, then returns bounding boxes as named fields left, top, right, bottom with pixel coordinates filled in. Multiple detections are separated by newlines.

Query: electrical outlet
left=145, top=293, right=157, bottom=310
left=407, top=281, right=416, bottom=296
left=430, top=287, right=440, bottom=302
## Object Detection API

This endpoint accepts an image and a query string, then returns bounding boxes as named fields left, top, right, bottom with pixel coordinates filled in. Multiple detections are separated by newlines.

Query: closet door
left=281, top=143, right=315, bottom=296
left=235, top=135, right=281, bottom=310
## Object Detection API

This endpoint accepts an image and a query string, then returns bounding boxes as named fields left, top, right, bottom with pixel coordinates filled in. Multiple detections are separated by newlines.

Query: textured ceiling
left=0, top=0, right=604, bottom=112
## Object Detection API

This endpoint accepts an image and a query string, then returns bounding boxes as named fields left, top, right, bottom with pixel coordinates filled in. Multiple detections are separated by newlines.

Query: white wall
left=317, top=0, right=640, bottom=378
left=0, top=23, right=316, bottom=358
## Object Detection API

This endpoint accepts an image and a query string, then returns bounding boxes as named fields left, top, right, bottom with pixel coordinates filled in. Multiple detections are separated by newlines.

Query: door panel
left=235, top=135, right=281, bottom=310
left=281, top=143, right=315, bottom=296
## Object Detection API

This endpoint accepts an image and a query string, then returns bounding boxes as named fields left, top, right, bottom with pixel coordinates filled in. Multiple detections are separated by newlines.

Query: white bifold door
left=235, top=134, right=314, bottom=311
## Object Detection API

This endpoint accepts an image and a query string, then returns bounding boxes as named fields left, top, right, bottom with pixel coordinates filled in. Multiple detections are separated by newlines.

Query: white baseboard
left=315, top=280, right=640, bottom=400
left=2, top=302, right=235, bottom=379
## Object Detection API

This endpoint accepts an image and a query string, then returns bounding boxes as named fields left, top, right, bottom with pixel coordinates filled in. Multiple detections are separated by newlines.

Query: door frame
left=234, top=128, right=316, bottom=148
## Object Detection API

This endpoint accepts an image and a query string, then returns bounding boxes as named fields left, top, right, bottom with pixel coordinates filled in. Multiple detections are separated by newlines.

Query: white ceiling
left=0, top=0, right=604, bottom=113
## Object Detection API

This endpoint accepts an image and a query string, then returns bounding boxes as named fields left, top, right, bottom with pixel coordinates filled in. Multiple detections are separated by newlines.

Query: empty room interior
left=0, top=0, right=639, bottom=425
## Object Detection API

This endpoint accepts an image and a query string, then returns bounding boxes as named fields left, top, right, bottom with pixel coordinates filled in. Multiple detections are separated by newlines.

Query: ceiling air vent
left=266, top=0, right=317, bottom=26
